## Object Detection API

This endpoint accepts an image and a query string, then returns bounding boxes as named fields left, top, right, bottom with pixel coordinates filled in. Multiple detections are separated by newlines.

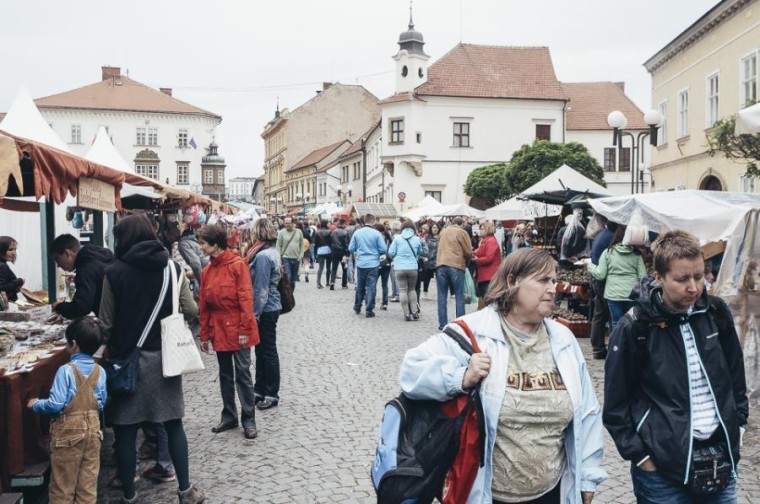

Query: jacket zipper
left=636, top=407, right=651, bottom=433
left=688, top=322, right=737, bottom=478
left=679, top=328, right=696, bottom=485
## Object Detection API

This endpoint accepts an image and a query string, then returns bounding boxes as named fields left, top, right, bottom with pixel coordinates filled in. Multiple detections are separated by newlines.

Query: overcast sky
left=1, top=0, right=718, bottom=180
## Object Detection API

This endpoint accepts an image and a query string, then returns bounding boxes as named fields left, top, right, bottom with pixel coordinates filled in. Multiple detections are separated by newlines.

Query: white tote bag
left=161, top=261, right=205, bottom=377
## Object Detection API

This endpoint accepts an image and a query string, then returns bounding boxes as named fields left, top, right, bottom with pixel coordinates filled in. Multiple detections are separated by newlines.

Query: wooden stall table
left=555, top=281, right=589, bottom=301
left=0, top=348, right=68, bottom=493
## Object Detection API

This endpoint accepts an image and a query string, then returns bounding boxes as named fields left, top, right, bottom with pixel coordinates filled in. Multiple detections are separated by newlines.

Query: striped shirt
left=680, top=322, right=720, bottom=440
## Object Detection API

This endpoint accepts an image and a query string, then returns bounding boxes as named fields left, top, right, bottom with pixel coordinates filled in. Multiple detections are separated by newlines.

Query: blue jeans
left=631, top=464, right=737, bottom=504
left=355, top=266, right=379, bottom=314
left=608, top=299, right=636, bottom=331
left=282, top=258, right=300, bottom=291
left=437, top=266, right=465, bottom=329
left=378, top=266, right=391, bottom=305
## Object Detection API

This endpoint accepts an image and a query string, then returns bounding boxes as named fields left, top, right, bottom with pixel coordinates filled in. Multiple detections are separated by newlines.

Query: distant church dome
left=202, top=142, right=225, bottom=165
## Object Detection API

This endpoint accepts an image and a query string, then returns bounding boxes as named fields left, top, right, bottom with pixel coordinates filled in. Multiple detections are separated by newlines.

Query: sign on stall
left=77, top=177, right=116, bottom=212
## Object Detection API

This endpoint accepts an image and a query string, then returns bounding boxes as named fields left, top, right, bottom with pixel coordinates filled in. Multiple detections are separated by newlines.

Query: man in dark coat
left=50, top=234, right=114, bottom=319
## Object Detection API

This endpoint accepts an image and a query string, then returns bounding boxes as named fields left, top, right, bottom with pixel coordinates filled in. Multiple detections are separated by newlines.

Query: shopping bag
left=161, top=262, right=205, bottom=377
left=463, top=269, right=477, bottom=305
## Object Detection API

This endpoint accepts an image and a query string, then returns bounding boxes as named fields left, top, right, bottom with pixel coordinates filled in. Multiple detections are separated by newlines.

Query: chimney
left=159, top=88, right=173, bottom=97
left=613, top=81, right=625, bottom=92
left=102, top=66, right=121, bottom=81
left=322, top=82, right=333, bottom=91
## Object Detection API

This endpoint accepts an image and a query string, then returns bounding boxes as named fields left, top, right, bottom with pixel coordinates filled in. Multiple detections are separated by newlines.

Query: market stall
left=589, top=190, right=760, bottom=406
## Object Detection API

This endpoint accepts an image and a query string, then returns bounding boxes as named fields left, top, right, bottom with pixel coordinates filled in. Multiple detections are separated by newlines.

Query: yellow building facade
left=645, top=0, right=759, bottom=192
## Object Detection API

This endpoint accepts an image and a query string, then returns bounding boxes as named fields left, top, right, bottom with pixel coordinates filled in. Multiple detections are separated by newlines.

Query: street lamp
left=607, top=109, right=663, bottom=194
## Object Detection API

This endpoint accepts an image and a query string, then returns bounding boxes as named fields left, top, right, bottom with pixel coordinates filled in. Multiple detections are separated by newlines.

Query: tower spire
left=409, top=0, right=414, bottom=29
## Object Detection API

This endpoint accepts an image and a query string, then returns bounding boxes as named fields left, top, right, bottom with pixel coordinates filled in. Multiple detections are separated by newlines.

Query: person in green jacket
left=588, top=226, right=646, bottom=330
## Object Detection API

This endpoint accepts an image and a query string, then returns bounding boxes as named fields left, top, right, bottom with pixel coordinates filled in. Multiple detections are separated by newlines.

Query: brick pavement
left=96, top=275, right=760, bottom=503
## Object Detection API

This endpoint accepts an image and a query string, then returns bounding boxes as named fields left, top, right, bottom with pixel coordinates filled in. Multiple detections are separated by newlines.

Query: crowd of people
left=1, top=204, right=749, bottom=504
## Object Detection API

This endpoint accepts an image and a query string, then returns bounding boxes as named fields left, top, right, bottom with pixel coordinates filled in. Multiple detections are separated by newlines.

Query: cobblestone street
left=97, top=275, right=760, bottom=503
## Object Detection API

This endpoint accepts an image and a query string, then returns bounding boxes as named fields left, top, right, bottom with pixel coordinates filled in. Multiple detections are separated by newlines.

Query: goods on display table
left=553, top=264, right=591, bottom=335
left=0, top=318, right=68, bottom=376
left=552, top=306, right=591, bottom=338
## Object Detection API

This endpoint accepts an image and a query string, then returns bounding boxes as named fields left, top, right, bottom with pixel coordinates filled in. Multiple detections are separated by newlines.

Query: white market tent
left=589, top=190, right=760, bottom=403
left=401, top=195, right=445, bottom=220
left=307, top=202, right=342, bottom=218
left=0, top=88, right=81, bottom=290
left=86, top=127, right=161, bottom=199
left=485, top=196, right=562, bottom=221
left=736, top=102, right=760, bottom=134
left=439, top=203, right=485, bottom=218
left=520, top=164, right=611, bottom=205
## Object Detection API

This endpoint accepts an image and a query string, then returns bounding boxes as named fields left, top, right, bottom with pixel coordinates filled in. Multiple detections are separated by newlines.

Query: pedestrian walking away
left=435, top=217, right=473, bottom=330
left=314, top=219, right=333, bottom=289
left=246, top=218, right=284, bottom=412
left=348, top=214, right=387, bottom=318
left=387, top=220, right=423, bottom=321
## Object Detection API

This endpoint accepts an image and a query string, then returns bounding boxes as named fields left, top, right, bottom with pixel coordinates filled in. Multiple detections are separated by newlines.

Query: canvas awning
left=736, top=102, right=760, bottom=134
left=439, top=203, right=485, bottom=218
left=485, top=196, right=562, bottom=221
left=520, top=164, right=610, bottom=205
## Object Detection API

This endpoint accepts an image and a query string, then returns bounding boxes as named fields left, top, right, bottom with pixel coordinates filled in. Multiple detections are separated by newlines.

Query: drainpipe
left=361, top=137, right=368, bottom=201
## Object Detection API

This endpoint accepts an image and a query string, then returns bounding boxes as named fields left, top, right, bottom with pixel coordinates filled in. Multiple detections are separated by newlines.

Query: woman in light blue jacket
left=400, top=248, right=606, bottom=504
left=388, top=220, right=423, bottom=322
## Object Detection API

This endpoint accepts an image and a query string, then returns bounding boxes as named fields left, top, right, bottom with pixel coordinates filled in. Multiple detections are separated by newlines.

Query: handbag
left=277, top=263, right=295, bottom=314
left=463, top=269, right=477, bottom=305
left=404, top=237, right=425, bottom=272
left=161, top=261, right=205, bottom=377
left=104, top=264, right=170, bottom=395
left=689, top=441, right=732, bottom=495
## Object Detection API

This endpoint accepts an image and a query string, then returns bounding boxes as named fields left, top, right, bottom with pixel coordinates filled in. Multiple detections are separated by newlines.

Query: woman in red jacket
left=198, top=224, right=260, bottom=440
left=472, top=221, right=502, bottom=299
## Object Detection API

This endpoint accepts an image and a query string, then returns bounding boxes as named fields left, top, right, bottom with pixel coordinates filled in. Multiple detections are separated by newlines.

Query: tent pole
left=92, top=211, right=104, bottom=247
left=40, top=200, right=57, bottom=302
left=544, top=203, right=548, bottom=252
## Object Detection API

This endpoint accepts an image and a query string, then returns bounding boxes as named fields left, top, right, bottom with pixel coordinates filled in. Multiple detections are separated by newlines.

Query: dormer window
left=418, top=68, right=424, bottom=78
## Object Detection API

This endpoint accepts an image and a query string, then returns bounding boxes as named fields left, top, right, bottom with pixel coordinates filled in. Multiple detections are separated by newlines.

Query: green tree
left=504, top=141, right=606, bottom=195
left=463, top=163, right=510, bottom=207
left=707, top=113, right=760, bottom=179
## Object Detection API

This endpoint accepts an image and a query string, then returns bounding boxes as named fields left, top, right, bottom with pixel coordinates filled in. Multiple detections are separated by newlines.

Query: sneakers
left=257, top=398, right=279, bottom=410
left=381, top=304, right=387, bottom=311
left=109, top=474, right=140, bottom=489
left=304, top=275, right=309, bottom=283
left=389, top=297, right=400, bottom=303
left=353, top=307, right=361, bottom=315
left=412, top=313, right=420, bottom=321
left=120, top=494, right=138, bottom=504
left=366, top=312, right=376, bottom=318
left=178, top=484, right=206, bottom=504
left=330, top=284, right=335, bottom=291
left=404, top=314, right=412, bottom=322
left=142, top=465, right=176, bottom=483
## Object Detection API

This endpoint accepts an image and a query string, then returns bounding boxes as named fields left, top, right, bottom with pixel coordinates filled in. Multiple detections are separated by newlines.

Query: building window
left=136, top=127, right=146, bottom=145
left=707, top=73, right=719, bottom=128
left=390, top=119, right=404, bottom=144
left=535, top=124, right=551, bottom=141
left=677, top=89, right=689, bottom=138
left=148, top=128, right=158, bottom=146
left=135, top=164, right=159, bottom=180
left=603, top=148, right=616, bottom=172
left=618, top=147, right=631, bottom=172
left=176, top=163, right=189, bottom=185
left=416, top=132, right=422, bottom=143
left=204, top=169, right=214, bottom=184
left=424, top=191, right=442, bottom=202
left=71, top=124, right=82, bottom=144
left=741, top=53, right=757, bottom=107
left=739, top=174, right=756, bottom=193
left=178, top=129, right=188, bottom=148
left=342, top=166, right=349, bottom=183
left=658, top=101, right=668, bottom=146
left=453, top=122, right=470, bottom=147
left=353, top=162, right=360, bottom=180
left=217, top=170, right=224, bottom=185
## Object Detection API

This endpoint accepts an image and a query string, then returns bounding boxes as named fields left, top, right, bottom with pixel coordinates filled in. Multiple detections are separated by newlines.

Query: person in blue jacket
left=387, top=220, right=423, bottom=321
left=348, top=214, right=388, bottom=318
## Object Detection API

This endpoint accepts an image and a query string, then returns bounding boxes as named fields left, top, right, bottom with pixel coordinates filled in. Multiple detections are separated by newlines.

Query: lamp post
left=336, top=185, right=352, bottom=205
left=607, top=110, right=663, bottom=194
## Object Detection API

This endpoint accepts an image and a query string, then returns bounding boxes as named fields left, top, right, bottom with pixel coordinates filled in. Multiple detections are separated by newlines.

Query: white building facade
left=228, top=177, right=257, bottom=202
left=36, top=66, right=222, bottom=193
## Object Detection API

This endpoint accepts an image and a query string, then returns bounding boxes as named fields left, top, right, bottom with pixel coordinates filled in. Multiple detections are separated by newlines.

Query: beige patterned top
left=491, top=318, right=574, bottom=502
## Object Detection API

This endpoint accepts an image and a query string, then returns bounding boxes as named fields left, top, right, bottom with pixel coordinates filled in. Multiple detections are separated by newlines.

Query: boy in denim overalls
left=28, top=317, right=107, bottom=504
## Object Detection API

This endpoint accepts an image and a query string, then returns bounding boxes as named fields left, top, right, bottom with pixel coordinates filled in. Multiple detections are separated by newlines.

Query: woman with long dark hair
left=99, top=215, right=205, bottom=504
left=374, top=223, right=392, bottom=311
left=0, top=236, right=23, bottom=302
left=314, top=219, right=332, bottom=289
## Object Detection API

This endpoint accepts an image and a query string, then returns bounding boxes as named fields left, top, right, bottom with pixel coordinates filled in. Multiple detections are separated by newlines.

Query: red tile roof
left=34, top=75, right=221, bottom=119
left=562, top=82, right=647, bottom=130
left=415, top=44, right=566, bottom=100
left=287, top=140, right=349, bottom=172
left=378, top=92, right=426, bottom=105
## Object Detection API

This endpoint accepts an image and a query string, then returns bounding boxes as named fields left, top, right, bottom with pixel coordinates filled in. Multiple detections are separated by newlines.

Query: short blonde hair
left=253, top=218, right=278, bottom=242
left=480, top=221, right=495, bottom=236
left=484, top=248, right=556, bottom=314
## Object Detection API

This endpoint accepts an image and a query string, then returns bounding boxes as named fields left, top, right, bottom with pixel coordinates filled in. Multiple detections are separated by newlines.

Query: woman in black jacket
left=314, top=219, right=332, bottom=289
left=603, top=231, right=747, bottom=503
left=0, top=236, right=24, bottom=302
left=99, top=215, right=205, bottom=504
